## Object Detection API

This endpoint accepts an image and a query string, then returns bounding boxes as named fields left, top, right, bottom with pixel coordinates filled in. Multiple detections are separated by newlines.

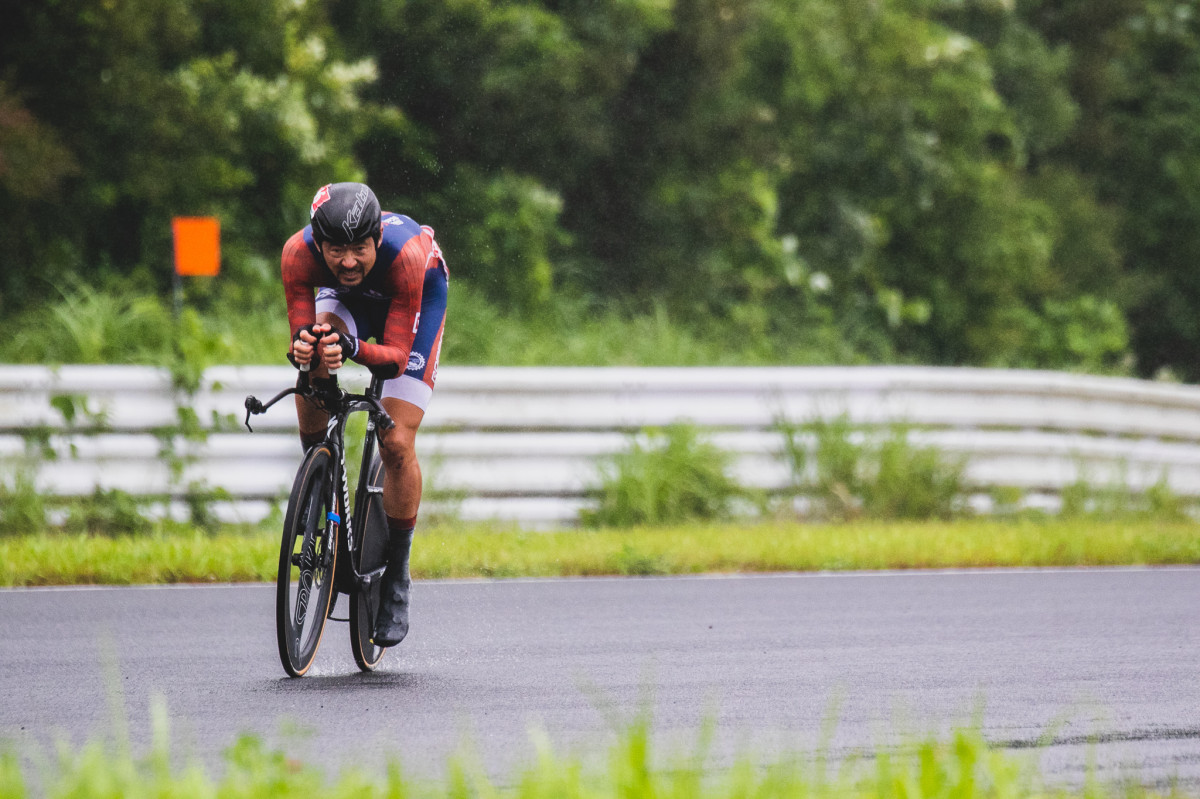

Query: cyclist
left=281, top=181, right=447, bottom=648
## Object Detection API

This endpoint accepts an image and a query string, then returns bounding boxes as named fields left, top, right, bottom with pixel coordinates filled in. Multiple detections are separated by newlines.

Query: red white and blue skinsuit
left=281, top=213, right=448, bottom=409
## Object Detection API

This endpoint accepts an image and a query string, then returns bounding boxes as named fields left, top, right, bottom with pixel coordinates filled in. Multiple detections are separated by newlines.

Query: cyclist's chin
left=337, top=271, right=364, bottom=286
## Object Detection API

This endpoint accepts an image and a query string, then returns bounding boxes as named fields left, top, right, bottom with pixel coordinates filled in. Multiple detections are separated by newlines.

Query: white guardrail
left=3, top=364, right=1200, bottom=526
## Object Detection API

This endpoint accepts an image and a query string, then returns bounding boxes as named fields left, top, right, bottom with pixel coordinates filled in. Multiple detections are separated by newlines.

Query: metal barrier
left=3, top=364, right=1200, bottom=526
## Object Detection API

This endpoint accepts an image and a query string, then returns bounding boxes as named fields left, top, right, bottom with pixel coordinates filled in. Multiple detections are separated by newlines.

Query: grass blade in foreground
left=2, top=717, right=1192, bottom=798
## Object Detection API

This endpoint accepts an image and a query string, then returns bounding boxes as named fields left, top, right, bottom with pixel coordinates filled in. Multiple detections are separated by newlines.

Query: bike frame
left=246, top=370, right=394, bottom=609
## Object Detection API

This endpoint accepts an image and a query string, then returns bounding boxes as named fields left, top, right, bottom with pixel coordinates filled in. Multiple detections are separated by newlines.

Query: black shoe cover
left=372, top=528, right=413, bottom=647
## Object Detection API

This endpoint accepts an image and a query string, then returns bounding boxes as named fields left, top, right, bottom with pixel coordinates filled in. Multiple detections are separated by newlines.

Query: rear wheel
left=277, top=445, right=339, bottom=677
left=350, top=452, right=388, bottom=671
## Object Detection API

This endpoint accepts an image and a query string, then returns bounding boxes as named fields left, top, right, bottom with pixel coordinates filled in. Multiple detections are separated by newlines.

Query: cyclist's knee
left=379, top=424, right=417, bottom=471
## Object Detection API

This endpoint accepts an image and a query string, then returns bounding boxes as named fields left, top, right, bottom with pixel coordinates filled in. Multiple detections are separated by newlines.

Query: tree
left=0, top=0, right=373, bottom=308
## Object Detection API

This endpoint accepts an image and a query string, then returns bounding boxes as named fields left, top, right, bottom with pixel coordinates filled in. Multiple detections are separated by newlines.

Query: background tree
left=2, top=0, right=1199, bottom=377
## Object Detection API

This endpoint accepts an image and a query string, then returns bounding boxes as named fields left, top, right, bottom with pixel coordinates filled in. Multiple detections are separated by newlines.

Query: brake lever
left=243, top=396, right=265, bottom=432
left=243, top=373, right=309, bottom=432
left=370, top=398, right=395, bottom=430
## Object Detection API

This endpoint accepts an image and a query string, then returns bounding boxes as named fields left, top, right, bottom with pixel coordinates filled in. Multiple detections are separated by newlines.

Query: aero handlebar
left=244, top=372, right=394, bottom=433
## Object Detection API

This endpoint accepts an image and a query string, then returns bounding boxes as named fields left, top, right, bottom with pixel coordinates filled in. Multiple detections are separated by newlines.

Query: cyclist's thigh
left=381, top=298, right=445, bottom=413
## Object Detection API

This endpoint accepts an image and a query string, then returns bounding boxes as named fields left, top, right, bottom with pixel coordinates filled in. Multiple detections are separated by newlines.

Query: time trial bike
left=244, top=368, right=394, bottom=677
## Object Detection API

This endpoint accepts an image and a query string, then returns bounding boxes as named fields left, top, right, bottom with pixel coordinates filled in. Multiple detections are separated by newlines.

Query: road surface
left=2, top=568, right=1198, bottom=788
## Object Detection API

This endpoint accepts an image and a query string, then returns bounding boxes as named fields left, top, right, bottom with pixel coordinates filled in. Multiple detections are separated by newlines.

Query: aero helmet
left=309, top=182, right=382, bottom=246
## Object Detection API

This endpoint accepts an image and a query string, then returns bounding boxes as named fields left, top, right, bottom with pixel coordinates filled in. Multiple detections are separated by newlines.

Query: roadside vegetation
left=6, top=278, right=874, bottom=373
left=6, top=1, right=1200, bottom=381
left=2, top=518, right=1198, bottom=587
left=3, top=404, right=1198, bottom=587
left=1, top=711, right=1192, bottom=798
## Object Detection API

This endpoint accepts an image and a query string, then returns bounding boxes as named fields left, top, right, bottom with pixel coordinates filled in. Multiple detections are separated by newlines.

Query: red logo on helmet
left=310, top=185, right=332, bottom=218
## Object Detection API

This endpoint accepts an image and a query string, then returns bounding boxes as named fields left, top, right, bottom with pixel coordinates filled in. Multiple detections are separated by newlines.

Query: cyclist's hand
left=320, top=328, right=359, bottom=371
left=289, top=324, right=324, bottom=369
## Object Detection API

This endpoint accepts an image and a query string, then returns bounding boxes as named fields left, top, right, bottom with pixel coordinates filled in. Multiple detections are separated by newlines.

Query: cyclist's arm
left=352, top=231, right=447, bottom=375
left=281, top=230, right=322, bottom=336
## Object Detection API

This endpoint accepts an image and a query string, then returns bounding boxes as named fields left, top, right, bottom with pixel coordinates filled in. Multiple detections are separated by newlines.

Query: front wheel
left=277, top=445, right=339, bottom=677
left=350, top=452, right=388, bottom=671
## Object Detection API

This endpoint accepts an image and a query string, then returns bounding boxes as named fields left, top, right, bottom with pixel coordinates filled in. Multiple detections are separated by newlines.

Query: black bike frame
left=246, top=370, right=394, bottom=602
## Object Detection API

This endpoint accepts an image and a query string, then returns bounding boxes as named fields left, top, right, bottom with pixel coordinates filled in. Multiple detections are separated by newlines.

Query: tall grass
left=778, top=416, right=967, bottom=521
left=0, top=470, right=47, bottom=536
left=7, top=275, right=857, bottom=369
left=0, top=711, right=1188, bottom=798
left=582, top=424, right=747, bottom=527
left=8, top=273, right=289, bottom=371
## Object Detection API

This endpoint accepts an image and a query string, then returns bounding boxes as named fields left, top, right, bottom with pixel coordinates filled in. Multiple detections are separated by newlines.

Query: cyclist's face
left=321, top=238, right=377, bottom=286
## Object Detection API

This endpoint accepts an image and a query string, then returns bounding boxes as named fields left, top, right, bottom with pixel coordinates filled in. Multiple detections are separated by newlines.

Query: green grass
left=5, top=276, right=864, bottom=370
left=583, top=423, right=747, bottom=528
left=1, top=711, right=1191, bottom=798
left=2, top=518, right=1198, bottom=587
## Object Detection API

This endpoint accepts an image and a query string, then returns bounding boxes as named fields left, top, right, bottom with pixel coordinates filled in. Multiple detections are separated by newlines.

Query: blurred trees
left=2, top=0, right=1199, bottom=377
left=1, top=0, right=372, bottom=299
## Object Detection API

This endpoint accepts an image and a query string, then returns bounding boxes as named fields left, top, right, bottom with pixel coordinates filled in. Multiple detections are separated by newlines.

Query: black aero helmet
left=309, top=182, right=382, bottom=246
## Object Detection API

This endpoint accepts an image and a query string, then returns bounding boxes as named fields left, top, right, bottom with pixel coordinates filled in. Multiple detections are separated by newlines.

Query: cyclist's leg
left=375, top=261, right=445, bottom=517
left=294, top=290, right=358, bottom=450
left=371, top=392, right=426, bottom=646
left=379, top=397, right=424, bottom=518
left=372, top=327, right=443, bottom=646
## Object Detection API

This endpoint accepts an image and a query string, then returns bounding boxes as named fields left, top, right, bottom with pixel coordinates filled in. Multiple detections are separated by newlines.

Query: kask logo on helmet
left=342, top=186, right=371, bottom=240
left=310, top=185, right=332, bottom=218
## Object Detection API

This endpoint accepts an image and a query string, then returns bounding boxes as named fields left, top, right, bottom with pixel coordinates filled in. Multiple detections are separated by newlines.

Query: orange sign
left=172, top=216, right=221, bottom=276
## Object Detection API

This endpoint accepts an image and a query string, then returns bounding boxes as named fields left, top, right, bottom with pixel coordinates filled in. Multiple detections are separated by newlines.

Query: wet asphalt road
left=1, top=568, right=1198, bottom=788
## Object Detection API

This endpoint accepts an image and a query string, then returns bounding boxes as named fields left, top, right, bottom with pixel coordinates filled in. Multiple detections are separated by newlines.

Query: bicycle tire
left=350, top=452, right=388, bottom=671
left=277, top=445, right=339, bottom=677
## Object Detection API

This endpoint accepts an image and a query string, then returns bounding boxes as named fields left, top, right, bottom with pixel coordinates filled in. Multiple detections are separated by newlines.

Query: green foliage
left=1, top=0, right=372, bottom=307
left=997, top=295, right=1130, bottom=372
left=610, top=543, right=670, bottom=576
left=12, top=279, right=173, bottom=365
left=987, top=485, right=1027, bottom=518
left=0, top=470, right=47, bottom=536
left=435, top=167, right=569, bottom=312
left=583, top=423, right=744, bottom=527
left=65, top=488, right=154, bottom=536
left=1015, top=0, right=1200, bottom=380
left=779, top=416, right=967, bottom=521
left=6, top=0, right=1200, bottom=376
left=0, top=704, right=1186, bottom=798
left=9, top=278, right=289, bottom=369
left=867, top=429, right=967, bottom=519
left=444, top=280, right=872, bottom=367
left=1060, top=471, right=1198, bottom=522
left=6, top=517, right=1200, bottom=586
